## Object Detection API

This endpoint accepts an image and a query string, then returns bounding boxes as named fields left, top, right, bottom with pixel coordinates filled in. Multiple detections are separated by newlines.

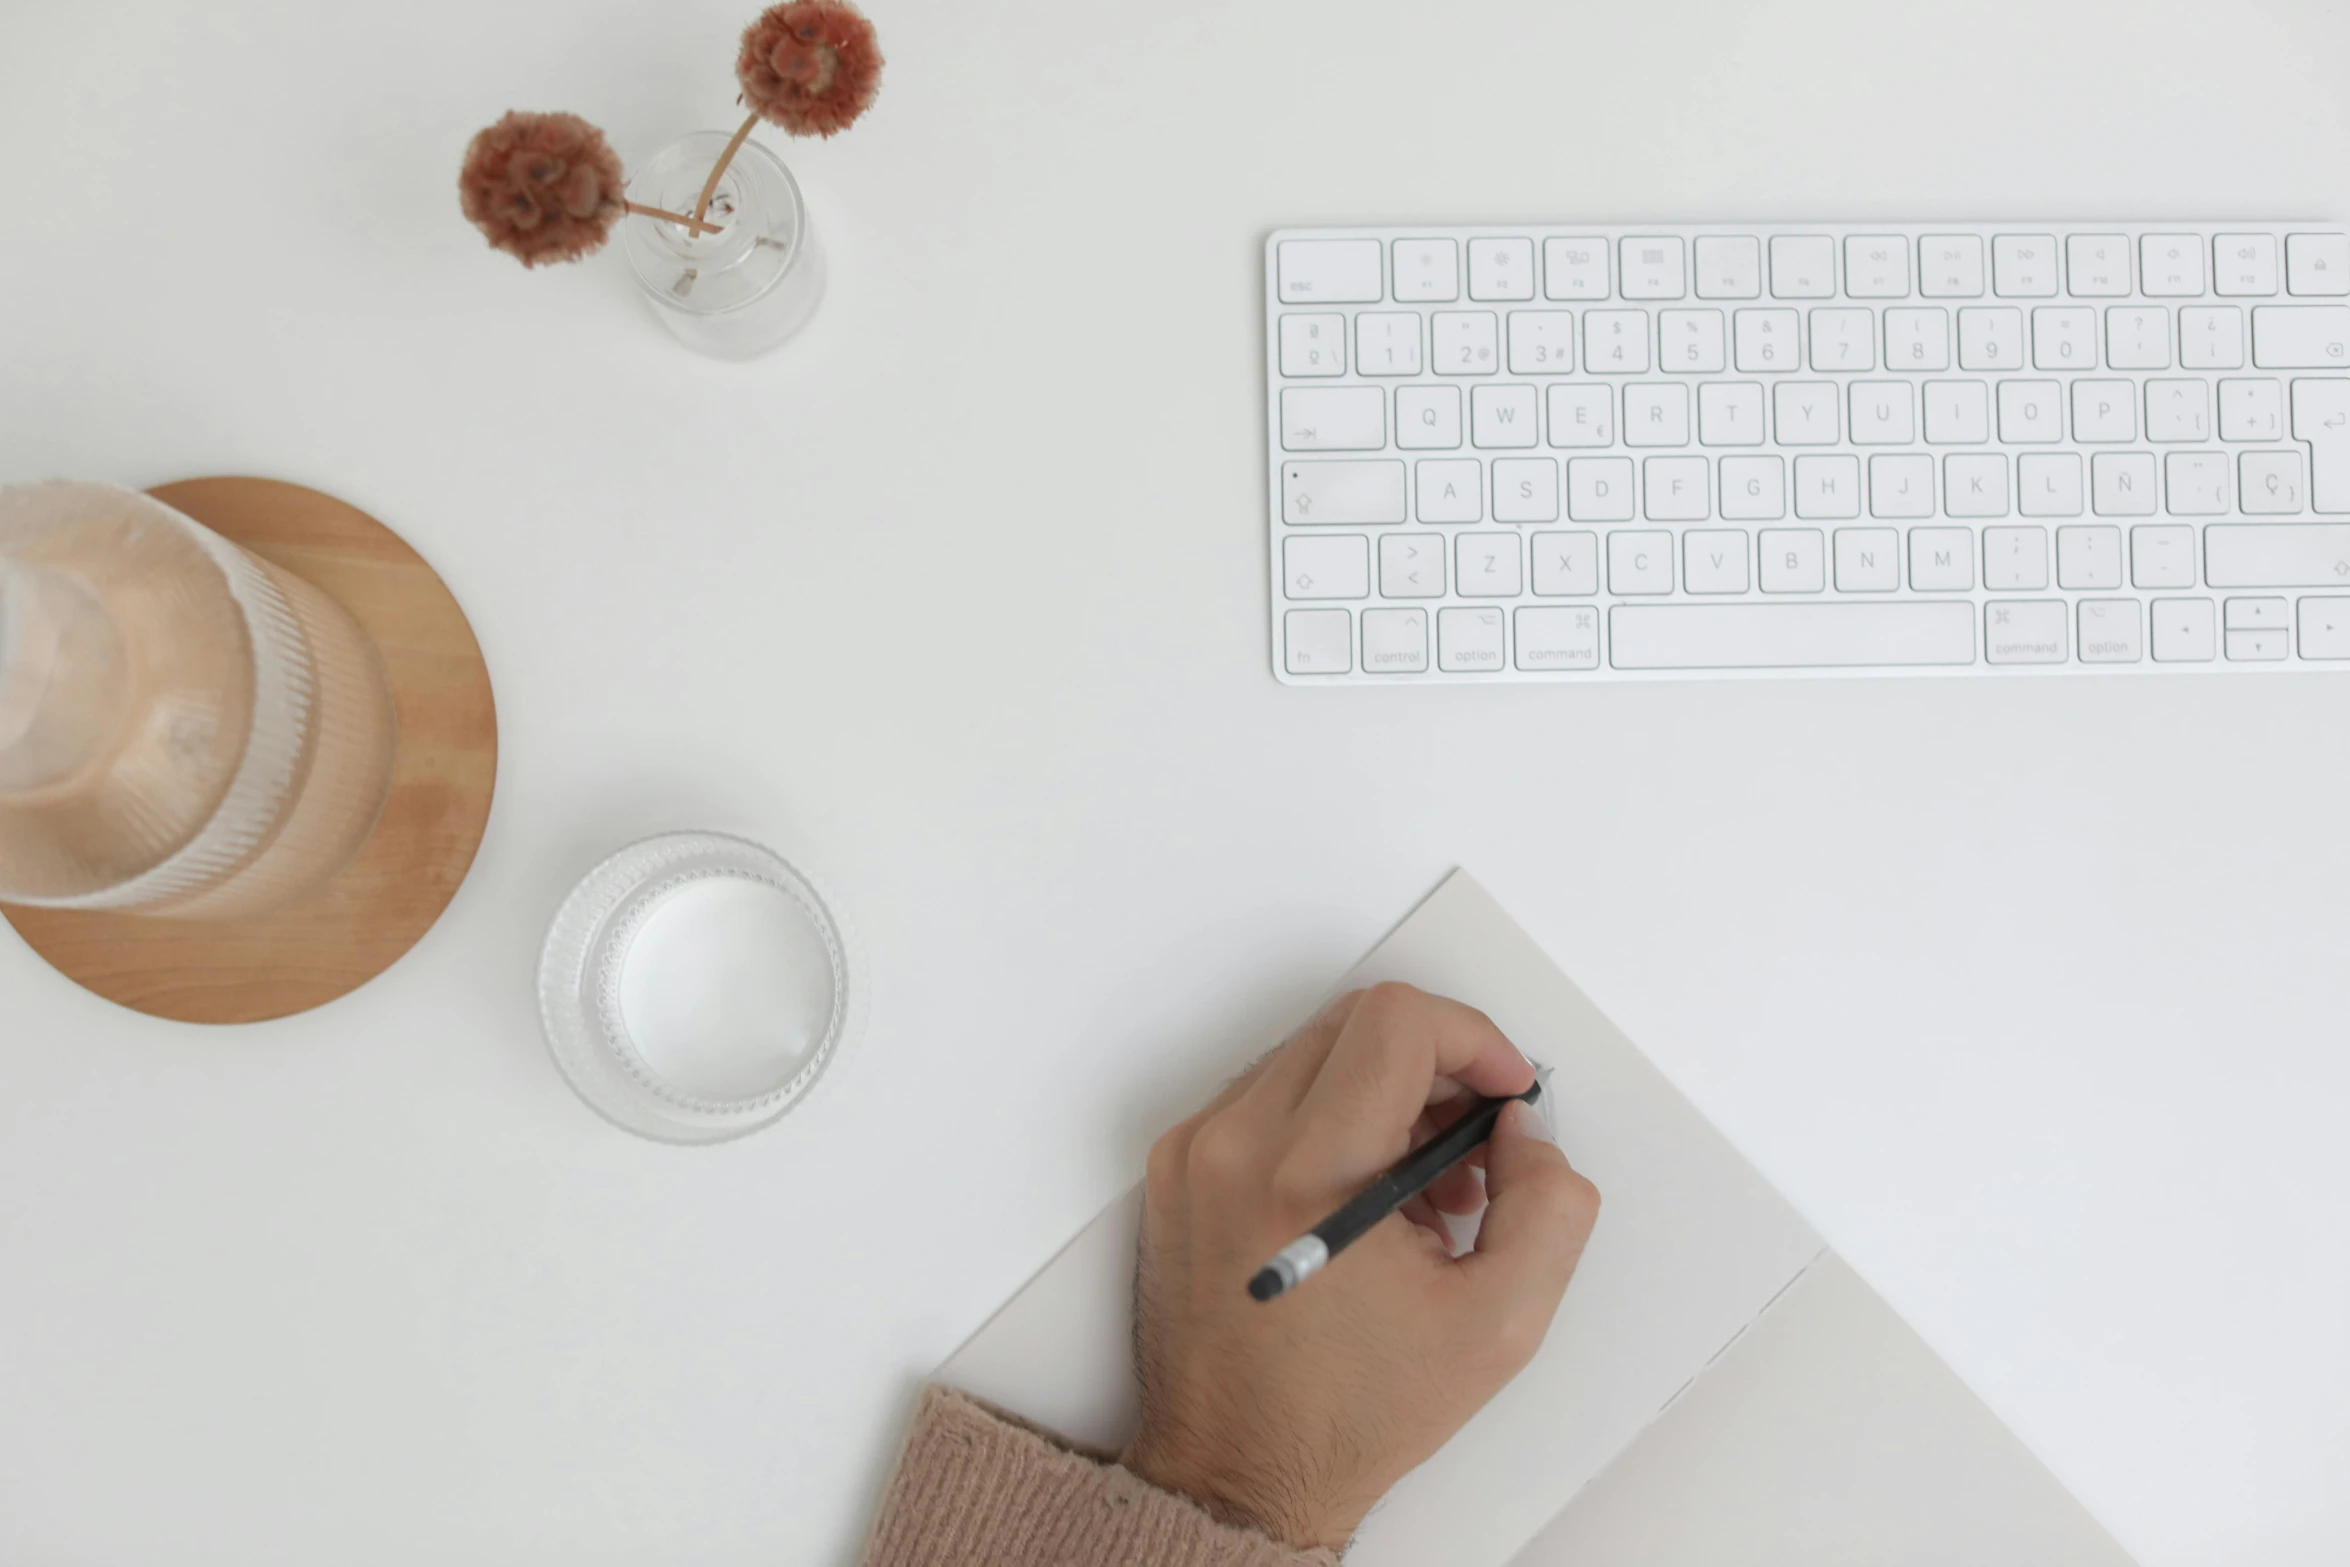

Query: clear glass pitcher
left=0, top=481, right=397, bottom=918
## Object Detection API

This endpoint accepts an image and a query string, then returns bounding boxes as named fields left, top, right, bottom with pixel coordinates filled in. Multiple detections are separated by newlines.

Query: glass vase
left=620, top=131, right=826, bottom=360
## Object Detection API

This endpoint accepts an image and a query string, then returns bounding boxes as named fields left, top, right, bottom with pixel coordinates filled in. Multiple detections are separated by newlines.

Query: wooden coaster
left=2, top=478, right=497, bottom=1024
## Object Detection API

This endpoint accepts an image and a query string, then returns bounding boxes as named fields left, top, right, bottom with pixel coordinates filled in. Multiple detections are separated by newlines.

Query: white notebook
left=941, top=872, right=2132, bottom=1565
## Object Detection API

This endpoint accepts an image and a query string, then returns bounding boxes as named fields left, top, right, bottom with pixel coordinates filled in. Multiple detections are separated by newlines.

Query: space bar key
left=1609, top=602, right=1978, bottom=670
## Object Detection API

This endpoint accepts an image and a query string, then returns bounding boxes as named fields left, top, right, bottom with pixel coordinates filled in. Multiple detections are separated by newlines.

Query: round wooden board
left=2, top=478, right=497, bottom=1024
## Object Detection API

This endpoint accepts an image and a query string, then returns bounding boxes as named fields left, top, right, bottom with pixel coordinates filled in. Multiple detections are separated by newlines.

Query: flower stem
left=624, top=201, right=724, bottom=236
left=691, top=112, right=763, bottom=228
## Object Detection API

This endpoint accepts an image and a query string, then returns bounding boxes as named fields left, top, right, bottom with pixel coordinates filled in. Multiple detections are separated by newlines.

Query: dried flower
left=459, top=111, right=629, bottom=267
left=736, top=0, right=883, bottom=137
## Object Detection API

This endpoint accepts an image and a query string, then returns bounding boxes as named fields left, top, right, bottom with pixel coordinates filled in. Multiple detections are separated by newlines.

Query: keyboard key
left=1983, top=525, right=2049, bottom=589
left=1733, top=308, right=1801, bottom=371
left=1470, top=384, right=1539, bottom=448
left=1608, top=601, right=1975, bottom=669
left=1958, top=306, right=2026, bottom=369
left=1619, top=236, right=1686, bottom=299
left=2031, top=307, right=2097, bottom=370
left=1794, top=454, right=1861, bottom=518
left=2020, top=454, right=2085, bottom=517
left=2166, top=452, right=2229, bottom=514
left=1992, top=234, right=2059, bottom=297
left=2298, top=596, right=2350, bottom=657
left=1918, top=234, right=1985, bottom=297
left=2146, top=381, right=2210, bottom=443
left=2291, top=378, right=2350, bottom=511
left=2106, top=306, right=2171, bottom=370
left=2077, top=598, right=2142, bottom=662
left=1547, top=384, right=1615, bottom=446
left=1607, top=530, right=1674, bottom=594
left=1773, top=382, right=1839, bottom=443
left=1946, top=453, right=2010, bottom=515
left=1698, top=382, right=1766, bottom=446
left=1433, top=311, right=1500, bottom=374
left=1416, top=458, right=1482, bottom=521
left=2071, top=380, right=2136, bottom=443
left=2140, top=235, right=2205, bottom=297
left=1514, top=606, right=1601, bottom=670
left=1986, top=599, right=2068, bottom=663
left=1757, top=527, right=1825, bottom=592
left=2056, top=523, right=2123, bottom=587
left=2224, top=595, right=2290, bottom=630
left=2219, top=378, right=2284, bottom=442
left=1769, top=235, right=1836, bottom=298
left=1658, top=309, right=1727, bottom=371
left=1884, top=307, right=1950, bottom=370
left=2240, top=451, right=2305, bottom=513
left=1834, top=527, right=1900, bottom=591
left=1279, top=313, right=1346, bottom=376
left=1456, top=531, right=1523, bottom=596
left=1542, top=237, right=1610, bottom=300
left=1567, top=456, right=1635, bottom=520
left=2214, top=234, right=2278, bottom=296
left=1909, top=525, right=1975, bottom=590
left=1469, top=236, right=1536, bottom=300
left=1682, top=529, right=1750, bottom=593
left=1506, top=310, right=1575, bottom=373
left=1643, top=456, right=1710, bottom=520
left=1998, top=380, right=2063, bottom=443
left=2065, top=234, right=2131, bottom=297
left=1583, top=310, right=1651, bottom=372
left=1391, top=238, right=1459, bottom=302
left=2131, top=523, right=2197, bottom=587
left=1870, top=454, right=1935, bottom=518
left=1924, top=380, right=1990, bottom=444
left=1282, top=534, right=1370, bottom=599
left=1280, top=386, right=1385, bottom=450
left=2150, top=597, right=2216, bottom=661
left=1848, top=382, right=1913, bottom=444
left=1361, top=607, right=1429, bottom=672
left=1694, top=236, right=1762, bottom=299
left=1355, top=312, right=1422, bottom=375
left=2252, top=305, right=2350, bottom=367
left=1436, top=606, right=1505, bottom=671
left=1720, top=455, right=1787, bottom=519
left=1808, top=307, right=1875, bottom=370
left=2286, top=233, right=2350, bottom=296
left=1379, top=534, right=1444, bottom=597
left=1284, top=459, right=1405, bottom=524
left=2204, top=522, right=2350, bottom=586
left=1277, top=239, right=1382, bottom=303
left=2094, top=453, right=2159, bottom=516
left=1529, top=530, right=1599, bottom=596
left=1492, top=457, right=1560, bottom=521
left=1283, top=608, right=1353, bottom=673
left=2179, top=306, right=2245, bottom=369
left=1397, top=385, right=1462, bottom=449
left=1844, top=235, right=1909, bottom=298
left=2227, top=628, right=2288, bottom=660
left=1623, top=382, right=1692, bottom=447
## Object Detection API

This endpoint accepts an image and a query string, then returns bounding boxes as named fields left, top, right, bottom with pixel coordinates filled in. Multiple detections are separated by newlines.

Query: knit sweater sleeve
left=859, top=1385, right=1339, bottom=1567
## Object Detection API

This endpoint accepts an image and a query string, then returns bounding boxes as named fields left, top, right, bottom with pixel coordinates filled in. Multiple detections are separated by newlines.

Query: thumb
left=1459, top=1100, right=1600, bottom=1325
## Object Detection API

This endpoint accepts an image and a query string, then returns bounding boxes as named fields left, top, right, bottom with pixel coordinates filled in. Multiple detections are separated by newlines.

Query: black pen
left=1247, top=1069, right=1548, bottom=1303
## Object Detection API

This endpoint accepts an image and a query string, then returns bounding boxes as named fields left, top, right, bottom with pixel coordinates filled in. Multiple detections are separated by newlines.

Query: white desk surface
left=3, top=1, right=2346, bottom=1562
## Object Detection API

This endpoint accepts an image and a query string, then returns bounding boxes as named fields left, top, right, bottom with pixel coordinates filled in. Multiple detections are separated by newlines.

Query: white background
left=3, top=1, right=2347, bottom=1562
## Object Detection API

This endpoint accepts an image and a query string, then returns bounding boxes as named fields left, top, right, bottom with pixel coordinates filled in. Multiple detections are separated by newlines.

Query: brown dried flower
left=459, top=111, right=629, bottom=267
left=736, top=0, right=883, bottom=137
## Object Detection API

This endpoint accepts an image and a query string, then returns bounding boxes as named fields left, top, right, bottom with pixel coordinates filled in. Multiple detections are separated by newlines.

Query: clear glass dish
left=537, top=831, right=856, bottom=1143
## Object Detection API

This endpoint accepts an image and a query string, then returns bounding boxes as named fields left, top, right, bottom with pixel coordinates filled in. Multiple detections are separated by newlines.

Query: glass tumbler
left=620, top=132, right=826, bottom=360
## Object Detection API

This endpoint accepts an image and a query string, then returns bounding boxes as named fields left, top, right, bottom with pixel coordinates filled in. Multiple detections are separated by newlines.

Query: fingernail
left=1509, top=1098, right=1555, bottom=1145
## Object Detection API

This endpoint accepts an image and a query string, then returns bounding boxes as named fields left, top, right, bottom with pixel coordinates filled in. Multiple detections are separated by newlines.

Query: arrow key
left=2297, top=595, right=2350, bottom=658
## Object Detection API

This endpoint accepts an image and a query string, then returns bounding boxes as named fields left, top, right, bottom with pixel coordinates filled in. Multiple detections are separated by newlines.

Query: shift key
left=1282, top=460, right=1406, bottom=525
left=2203, top=523, right=2350, bottom=586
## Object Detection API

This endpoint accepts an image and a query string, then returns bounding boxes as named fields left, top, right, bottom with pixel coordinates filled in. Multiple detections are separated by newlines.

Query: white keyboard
left=1263, top=223, right=2350, bottom=682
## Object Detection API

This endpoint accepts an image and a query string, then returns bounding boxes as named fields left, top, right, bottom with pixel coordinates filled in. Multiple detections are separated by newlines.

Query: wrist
left=1118, top=1432, right=1356, bottom=1554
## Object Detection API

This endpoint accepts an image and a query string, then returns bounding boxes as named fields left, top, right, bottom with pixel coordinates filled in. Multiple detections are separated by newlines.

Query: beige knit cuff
left=860, top=1384, right=1340, bottom=1567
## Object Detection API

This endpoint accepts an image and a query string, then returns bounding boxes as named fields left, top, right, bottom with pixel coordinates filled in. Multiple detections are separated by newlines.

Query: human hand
left=1119, top=983, right=1601, bottom=1553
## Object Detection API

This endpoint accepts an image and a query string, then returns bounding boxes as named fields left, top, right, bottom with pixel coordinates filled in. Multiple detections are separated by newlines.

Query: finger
left=1427, top=1159, right=1485, bottom=1216
left=1398, top=1192, right=1449, bottom=1240
left=1289, top=984, right=1536, bottom=1186
left=1457, top=1100, right=1599, bottom=1332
